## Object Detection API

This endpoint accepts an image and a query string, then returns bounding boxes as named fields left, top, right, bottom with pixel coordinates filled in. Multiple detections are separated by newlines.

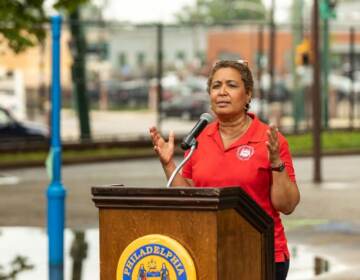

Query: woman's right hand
left=149, top=127, right=175, bottom=166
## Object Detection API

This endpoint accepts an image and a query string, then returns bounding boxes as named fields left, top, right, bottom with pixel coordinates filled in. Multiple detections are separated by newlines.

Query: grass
left=287, top=130, right=360, bottom=155
left=282, top=219, right=329, bottom=231
left=0, top=147, right=154, bottom=166
left=1, top=130, right=360, bottom=166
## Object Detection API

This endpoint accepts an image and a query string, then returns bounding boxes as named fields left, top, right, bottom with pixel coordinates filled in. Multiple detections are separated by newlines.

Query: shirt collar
left=206, top=113, right=268, bottom=150
left=245, top=113, right=268, bottom=143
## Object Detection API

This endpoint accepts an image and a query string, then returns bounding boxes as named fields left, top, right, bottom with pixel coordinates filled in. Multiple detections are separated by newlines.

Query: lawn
left=1, top=130, right=360, bottom=167
left=287, top=130, right=360, bottom=155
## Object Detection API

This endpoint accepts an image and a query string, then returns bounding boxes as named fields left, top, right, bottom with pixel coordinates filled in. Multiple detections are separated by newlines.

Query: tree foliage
left=0, top=0, right=88, bottom=53
left=175, top=0, right=267, bottom=24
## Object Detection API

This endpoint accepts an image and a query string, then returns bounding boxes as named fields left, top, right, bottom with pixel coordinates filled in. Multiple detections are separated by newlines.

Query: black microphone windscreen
left=200, top=113, right=214, bottom=123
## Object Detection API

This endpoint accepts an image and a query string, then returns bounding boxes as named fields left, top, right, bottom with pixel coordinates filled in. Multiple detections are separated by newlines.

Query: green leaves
left=175, top=0, right=266, bottom=24
left=0, top=0, right=89, bottom=53
left=53, top=0, right=89, bottom=14
left=0, top=0, right=46, bottom=53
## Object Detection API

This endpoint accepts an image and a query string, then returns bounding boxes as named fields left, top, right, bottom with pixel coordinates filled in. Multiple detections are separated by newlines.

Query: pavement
left=2, top=109, right=360, bottom=279
left=1, top=155, right=360, bottom=279
left=57, top=108, right=360, bottom=141
left=60, top=109, right=197, bottom=141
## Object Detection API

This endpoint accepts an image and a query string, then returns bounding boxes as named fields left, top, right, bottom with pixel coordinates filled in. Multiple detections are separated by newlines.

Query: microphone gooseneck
left=166, top=112, right=213, bottom=188
left=166, top=142, right=197, bottom=188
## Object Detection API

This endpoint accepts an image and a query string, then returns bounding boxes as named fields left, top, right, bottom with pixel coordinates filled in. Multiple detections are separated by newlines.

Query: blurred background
left=1, top=0, right=360, bottom=279
left=0, top=0, right=359, bottom=144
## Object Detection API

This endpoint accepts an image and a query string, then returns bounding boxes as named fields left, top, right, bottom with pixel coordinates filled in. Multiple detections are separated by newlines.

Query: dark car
left=161, top=94, right=210, bottom=120
left=106, top=80, right=149, bottom=109
left=0, top=107, right=49, bottom=142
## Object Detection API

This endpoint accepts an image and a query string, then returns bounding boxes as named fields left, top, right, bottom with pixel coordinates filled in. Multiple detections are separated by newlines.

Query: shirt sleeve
left=181, top=150, right=192, bottom=179
left=278, top=133, right=297, bottom=183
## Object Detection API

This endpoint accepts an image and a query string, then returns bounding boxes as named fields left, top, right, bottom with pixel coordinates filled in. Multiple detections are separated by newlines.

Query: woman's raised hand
left=266, top=124, right=282, bottom=165
left=149, top=127, right=175, bottom=166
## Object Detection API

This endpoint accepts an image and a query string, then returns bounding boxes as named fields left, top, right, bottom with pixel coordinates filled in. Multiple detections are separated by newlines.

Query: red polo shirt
left=182, top=113, right=296, bottom=262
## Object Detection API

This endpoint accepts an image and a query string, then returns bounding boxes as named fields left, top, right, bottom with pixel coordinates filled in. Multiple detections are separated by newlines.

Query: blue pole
left=47, top=15, right=66, bottom=280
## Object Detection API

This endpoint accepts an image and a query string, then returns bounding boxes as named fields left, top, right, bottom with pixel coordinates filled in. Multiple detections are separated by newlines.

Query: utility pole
left=257, top=24, right=265, bottom=121
left=319, top=0, right=337, bottom=129
left=322, top=14, right=330, bottom=129
left=349, top=27, right=355, bottom=130
left=291, top=0, right=304, bottom=133
left=156, top=23, right=163, bottom=131
left=312, top=0, right=322, bottom=183
left=268, top=0, right=276, bottom=123
left=70, top=8, right=91, bottom=141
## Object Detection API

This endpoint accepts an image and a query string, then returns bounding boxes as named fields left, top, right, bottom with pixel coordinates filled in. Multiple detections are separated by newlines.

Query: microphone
left=181, top=113, right=214, bottom=150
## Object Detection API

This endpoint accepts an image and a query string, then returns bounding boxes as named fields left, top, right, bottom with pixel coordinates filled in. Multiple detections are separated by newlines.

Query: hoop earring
left=245, top=102, right=251, bottom=112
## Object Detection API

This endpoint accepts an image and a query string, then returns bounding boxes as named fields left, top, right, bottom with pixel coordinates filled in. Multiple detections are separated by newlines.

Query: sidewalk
left=60, top=109, right=195, bottom=140
left=4, top=108, right=360, bottom=279
left=1, top=155, right=360, bottom=279
left=59, top=109, right=360, bottom=141
left=285, top=155, right=360, bottom=279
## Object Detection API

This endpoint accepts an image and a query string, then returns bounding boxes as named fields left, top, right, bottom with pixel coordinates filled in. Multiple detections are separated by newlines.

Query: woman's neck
left=218, top=113, right=251, bottom=144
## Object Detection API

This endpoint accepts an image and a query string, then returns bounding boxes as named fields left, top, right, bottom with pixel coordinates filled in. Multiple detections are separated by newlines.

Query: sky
left=45, top=0, right=293, bottom=23
left=100, top=0, right=292, bottom=23
left=102, top=0, right=195, bottom=23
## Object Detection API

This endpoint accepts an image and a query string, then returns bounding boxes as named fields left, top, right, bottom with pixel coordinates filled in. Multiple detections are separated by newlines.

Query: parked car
left=161, top=93, right=210, bottom=120
left=106, top=79, right=149, bottom=109
left=0, top=106, right=49, bottom=142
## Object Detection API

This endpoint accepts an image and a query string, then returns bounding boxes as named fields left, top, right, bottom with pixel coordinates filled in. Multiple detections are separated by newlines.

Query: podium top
left=92, top=185, right=274, bottom=256
left=92, top=185, right=242, bottom=209
left=92, top=186, right=272, bottom=223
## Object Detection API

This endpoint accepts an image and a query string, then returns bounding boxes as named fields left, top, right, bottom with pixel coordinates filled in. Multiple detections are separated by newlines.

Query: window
left=176, top=51, right=186, bottom=61
left=137, top=52, right=145, bottom=67
left=118, top=52, right=127, bottom=67
left=196, top=51, right=205, bottom=65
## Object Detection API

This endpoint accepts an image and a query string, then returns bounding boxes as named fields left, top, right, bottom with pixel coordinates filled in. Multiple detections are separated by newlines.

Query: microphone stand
left=166, top=139, right=197, bottom=188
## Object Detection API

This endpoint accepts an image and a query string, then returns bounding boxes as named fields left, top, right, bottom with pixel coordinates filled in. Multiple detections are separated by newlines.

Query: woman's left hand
left=266, top=124, right=281, bottom=165
left=267, top=124, right=300, bottom=214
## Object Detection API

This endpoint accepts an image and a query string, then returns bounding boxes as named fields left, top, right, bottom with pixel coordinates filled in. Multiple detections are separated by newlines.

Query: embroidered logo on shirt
left=237, top=145, right=254, bottom=160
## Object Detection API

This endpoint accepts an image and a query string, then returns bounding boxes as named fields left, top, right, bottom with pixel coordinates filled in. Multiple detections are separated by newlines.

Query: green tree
left=0, top=0, right=88, bottom=53
left=0, top=0, right=92, bottom=140
left=176, top=0, right=266, bottom=24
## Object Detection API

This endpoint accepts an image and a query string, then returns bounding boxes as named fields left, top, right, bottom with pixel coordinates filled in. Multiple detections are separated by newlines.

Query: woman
left=160, top=263, right=170, bottom=280
left=137, top=264, right=147, bottom=280
left=149, top=60, right=300, bottom=279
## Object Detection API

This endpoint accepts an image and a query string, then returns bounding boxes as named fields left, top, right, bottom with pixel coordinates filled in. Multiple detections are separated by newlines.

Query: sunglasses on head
left=213, top=59, right=249, bottom=67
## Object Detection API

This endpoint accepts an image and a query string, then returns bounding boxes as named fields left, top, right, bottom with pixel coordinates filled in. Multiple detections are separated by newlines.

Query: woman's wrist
left=270, top=156, right=282, bottom=166
left=162, top=159, right=176, bottom=171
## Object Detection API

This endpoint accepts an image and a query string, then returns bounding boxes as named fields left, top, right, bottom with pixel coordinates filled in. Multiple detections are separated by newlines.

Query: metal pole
left=291, top=0, right=304, bottom=133
left=156, top=23, right=163, bottom=131
left=47, top=15, right=67, bottom=280
left=312, top=0, right=322, bottom=183
left=257, top=24, right=265, bottom=121
left=349, top=26, right=355, bottom=130
left=268, top=0, right=276, bottom=122
left=70, top=9, right=91, bottom=141
left=322, top=17, right=329, bottom=129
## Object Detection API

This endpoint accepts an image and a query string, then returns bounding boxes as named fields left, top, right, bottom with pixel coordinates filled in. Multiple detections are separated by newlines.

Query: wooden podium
left=92, top=186, right=275, bottom=280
